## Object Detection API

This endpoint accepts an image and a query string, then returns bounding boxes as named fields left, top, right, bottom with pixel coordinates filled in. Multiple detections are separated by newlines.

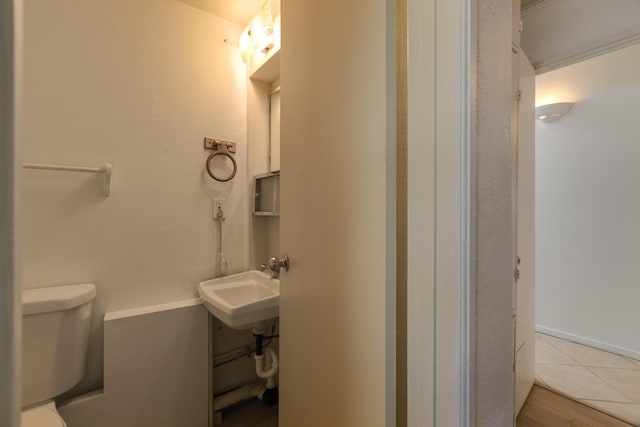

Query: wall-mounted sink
left=198, top=270, right=279, bottom=330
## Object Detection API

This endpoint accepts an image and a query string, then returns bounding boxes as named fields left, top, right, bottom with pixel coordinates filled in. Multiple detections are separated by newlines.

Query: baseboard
left=535, top=325, right=640, bottom=361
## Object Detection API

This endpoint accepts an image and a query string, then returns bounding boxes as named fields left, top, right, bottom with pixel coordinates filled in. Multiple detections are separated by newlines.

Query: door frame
left=406, top=0, right=475, bottom=425
left=407, top=0, right=517, bottom=424
left=0, top=1, right=22, bottom=426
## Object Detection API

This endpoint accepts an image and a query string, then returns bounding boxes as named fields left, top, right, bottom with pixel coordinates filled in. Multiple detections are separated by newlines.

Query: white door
left=515, top=50, right=536, bottom=415
left=278, top=1, right=394, bottom=426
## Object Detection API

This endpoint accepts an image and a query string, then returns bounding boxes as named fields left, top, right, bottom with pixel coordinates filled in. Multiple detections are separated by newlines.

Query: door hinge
left=517, top=89, right=522, bottom=102
left=514, top=267, right=520, bottom=281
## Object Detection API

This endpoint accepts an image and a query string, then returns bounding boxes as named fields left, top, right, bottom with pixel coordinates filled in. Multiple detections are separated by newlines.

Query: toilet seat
left=21, top=401, right=67, bottom=427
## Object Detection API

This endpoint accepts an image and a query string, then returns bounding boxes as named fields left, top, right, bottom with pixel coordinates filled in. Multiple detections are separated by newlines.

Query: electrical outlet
left=212, top=197, right=226, bottom=220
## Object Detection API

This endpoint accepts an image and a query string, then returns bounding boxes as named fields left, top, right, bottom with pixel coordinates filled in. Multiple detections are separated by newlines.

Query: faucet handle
left=258, top=264, right=268, bottom=272
left=267, top=254, right=290, bottom=276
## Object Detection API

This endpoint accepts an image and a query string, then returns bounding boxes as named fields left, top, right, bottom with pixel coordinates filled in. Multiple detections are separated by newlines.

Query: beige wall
left=21, top=0, right=249, bottom=394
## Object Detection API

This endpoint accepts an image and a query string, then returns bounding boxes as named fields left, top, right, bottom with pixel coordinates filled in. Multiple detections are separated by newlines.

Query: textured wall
left=21, top=0, right=248, bottom=394
left=475, top=0, right=515, bottom=425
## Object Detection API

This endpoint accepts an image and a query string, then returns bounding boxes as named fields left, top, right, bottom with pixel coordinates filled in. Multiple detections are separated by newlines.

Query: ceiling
left=179, top=0, right=640, bottom=75
left=186, top=0, right=542, bottom=24
left=178, top=0, right=279, bottom=27
left=521, top=0, right=640, bottom=73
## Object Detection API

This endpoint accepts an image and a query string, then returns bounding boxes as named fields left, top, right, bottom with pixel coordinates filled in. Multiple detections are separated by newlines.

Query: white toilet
left=21, top=283, right=97, bottom=427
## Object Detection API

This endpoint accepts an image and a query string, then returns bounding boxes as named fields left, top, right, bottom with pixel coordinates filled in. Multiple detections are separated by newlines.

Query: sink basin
left=198, top=270, right=279, bottom=329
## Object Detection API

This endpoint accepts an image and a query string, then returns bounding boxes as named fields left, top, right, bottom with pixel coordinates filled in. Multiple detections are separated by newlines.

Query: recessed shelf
left=253, top=172, right=280, bottom=216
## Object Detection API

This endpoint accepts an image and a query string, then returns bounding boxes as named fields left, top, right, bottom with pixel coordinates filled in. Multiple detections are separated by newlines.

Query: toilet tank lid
left=23, top=283, right=97, bottom=315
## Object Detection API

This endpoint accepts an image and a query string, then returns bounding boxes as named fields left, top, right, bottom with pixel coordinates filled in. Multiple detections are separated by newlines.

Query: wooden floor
left=517, top=386, right=635, bottom=427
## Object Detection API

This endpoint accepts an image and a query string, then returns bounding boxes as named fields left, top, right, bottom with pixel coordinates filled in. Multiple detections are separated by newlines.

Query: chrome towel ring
left=204, top=138, right=237, bottom=182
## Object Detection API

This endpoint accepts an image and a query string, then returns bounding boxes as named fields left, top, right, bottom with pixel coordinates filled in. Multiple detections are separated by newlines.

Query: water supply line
left=214, top=206, right=228, bottom=278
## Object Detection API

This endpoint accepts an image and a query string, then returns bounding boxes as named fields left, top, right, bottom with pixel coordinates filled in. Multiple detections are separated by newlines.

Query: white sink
left=198, top=270, right=279, bottom=329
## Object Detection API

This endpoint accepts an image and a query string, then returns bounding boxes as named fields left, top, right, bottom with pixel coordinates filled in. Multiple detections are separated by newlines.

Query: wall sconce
left=239, top=1, right=281, bottom=62
left=535, top=102, right=574, bottom=122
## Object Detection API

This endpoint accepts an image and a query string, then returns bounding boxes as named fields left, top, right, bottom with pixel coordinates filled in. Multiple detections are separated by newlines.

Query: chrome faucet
left=267, top=254, right=289, bottom=279
left=267, top=257, right=280, bottom=278
left=258, top=255, right=289, bottom=278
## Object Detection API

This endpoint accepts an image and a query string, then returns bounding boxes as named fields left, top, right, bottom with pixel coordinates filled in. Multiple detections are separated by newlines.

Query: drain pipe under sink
left=213, top=335, right=279, bottom=412
left=255, top=347, right=279, bottom=389
left=254, top=334, right=279, bottom=405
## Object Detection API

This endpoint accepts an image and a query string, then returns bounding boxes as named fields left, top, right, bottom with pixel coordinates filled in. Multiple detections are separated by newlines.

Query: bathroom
left=18, top=0, right=285, bottom=425
left=12, top=0, right=394, bottom=425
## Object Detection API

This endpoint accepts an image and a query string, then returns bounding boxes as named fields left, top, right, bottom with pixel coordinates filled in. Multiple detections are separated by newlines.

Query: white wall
left=247, top=77, right=273, bottom=268
left=536, top=42, right=640, bottom=356
left=21, top=0, right=249, bottom=394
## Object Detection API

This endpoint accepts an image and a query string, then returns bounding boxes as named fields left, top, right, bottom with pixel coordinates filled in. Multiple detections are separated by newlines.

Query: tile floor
left=535, top=332, right=640, bottom=426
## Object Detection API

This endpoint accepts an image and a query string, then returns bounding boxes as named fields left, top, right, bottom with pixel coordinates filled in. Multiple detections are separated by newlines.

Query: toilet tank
left=22, top=284, right=96, bottom=407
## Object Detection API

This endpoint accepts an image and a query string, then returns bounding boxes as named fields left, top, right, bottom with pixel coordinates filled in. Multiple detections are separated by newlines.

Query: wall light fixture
left=535, top=102, right=574, bottom=122
left=239, top=1, right=280, bottom=62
